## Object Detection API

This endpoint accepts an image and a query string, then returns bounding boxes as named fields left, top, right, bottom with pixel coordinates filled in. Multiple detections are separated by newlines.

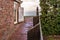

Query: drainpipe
left=39, top=14, right=43, bottom=40
left=38, top=7, right=43, bottom=40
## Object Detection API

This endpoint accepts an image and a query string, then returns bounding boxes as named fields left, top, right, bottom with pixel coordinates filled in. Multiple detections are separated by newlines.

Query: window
left=14, top=2, right=19, bottom=24
left=14, top=1, right=24, bottom=24
left=19, top=7, right=24, bottom=22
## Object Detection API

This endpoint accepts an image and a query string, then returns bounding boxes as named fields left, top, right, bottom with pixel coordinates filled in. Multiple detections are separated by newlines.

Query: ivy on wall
left=40, top=0, right=60, bottom=35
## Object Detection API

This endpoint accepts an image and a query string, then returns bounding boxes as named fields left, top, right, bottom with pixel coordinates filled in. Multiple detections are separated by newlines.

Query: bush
left=40, top=0, right=60, bottom=35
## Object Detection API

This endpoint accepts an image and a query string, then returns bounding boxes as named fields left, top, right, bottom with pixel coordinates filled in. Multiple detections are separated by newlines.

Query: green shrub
left=40, top=0, right=60, bottom=35
left=47, top=37, right=54, bottom=40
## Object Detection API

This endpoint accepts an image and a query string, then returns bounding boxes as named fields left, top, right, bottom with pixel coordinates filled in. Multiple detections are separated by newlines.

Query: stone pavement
left=8, top=17, right=33, bottom=40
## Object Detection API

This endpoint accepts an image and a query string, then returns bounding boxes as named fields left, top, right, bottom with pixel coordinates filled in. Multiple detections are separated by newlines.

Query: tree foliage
left=40, top=0, right=60, bottom=35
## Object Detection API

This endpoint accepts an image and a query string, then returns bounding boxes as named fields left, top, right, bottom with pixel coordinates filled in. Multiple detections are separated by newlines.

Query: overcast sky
left=21, top=0, right=39, bottom=10
left=21, top=0, right=39, bottom=2
left=21, top=0, right=40, bottom=16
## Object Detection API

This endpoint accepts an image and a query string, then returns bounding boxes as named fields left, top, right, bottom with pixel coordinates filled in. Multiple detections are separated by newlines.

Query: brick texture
left=0, top=0, right=14, bottom=40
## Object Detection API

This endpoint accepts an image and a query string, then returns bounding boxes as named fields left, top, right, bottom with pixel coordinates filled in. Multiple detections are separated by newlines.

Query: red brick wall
left=0, top=0, right=14, bottom=40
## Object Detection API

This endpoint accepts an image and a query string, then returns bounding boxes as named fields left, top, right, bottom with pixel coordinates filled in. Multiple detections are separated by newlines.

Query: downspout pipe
left=38, top=6, right=43, bottom=40
left=39, top=13, right=43, bottom=40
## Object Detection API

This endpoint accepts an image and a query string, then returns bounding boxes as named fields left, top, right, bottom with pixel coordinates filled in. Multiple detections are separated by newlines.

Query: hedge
left=40, top=0, right=60, bottom=35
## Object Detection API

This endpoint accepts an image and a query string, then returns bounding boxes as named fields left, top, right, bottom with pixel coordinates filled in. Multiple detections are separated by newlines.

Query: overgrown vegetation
left=40, top=0, right=60, bottom=35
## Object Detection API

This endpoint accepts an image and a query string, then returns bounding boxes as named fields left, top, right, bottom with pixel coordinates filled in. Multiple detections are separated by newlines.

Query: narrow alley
left=8, top=17, right=33, bottom=40
left=0, top=0, right=40, bottom=40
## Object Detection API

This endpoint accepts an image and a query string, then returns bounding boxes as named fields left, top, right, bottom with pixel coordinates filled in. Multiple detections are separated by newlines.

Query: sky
left=21, top=0, right=40, bottom=16
left=21, top=0, right=39, bottom=2
left=21, top=0, right=39, bottom=7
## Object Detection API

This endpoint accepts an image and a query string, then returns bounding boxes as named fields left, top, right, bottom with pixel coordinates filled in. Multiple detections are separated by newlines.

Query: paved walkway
left=8, top=17, right=33, bottom=40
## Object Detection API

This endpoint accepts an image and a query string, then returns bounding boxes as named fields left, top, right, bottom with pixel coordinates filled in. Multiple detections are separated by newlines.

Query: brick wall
left=0, top=0, right=14, bottom=40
